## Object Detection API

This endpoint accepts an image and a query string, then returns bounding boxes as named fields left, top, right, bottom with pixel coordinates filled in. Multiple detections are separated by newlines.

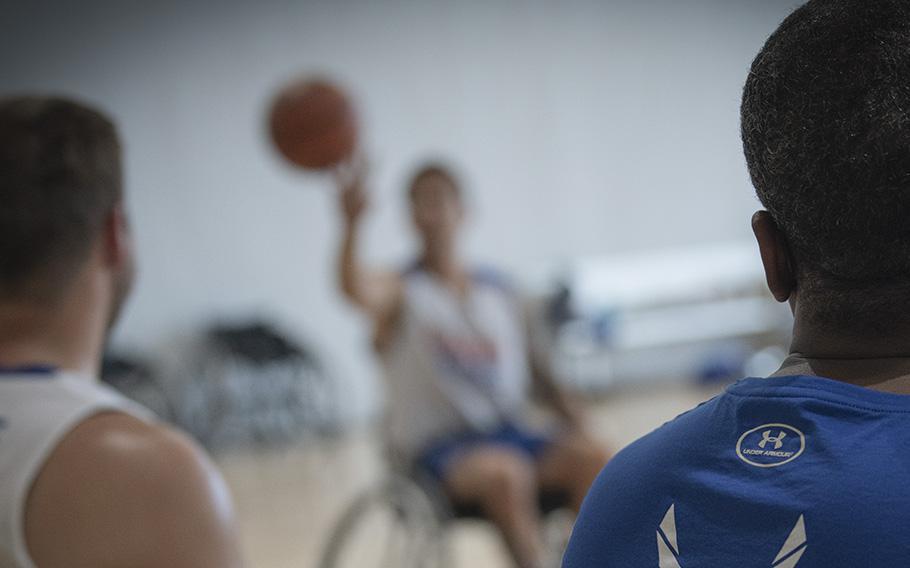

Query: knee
left=483, top=452, right=537, bottom=503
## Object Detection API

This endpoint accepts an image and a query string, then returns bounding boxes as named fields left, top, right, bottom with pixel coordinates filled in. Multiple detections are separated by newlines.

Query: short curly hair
left=742, top=0, right=910, bottom=327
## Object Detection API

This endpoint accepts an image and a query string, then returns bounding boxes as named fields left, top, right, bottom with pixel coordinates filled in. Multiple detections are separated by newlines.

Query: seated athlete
left=564, top=1, right=910, bottom=566
left=334, top=159, right=610, bottom=568
left=0, top=97, right=243, bottom=567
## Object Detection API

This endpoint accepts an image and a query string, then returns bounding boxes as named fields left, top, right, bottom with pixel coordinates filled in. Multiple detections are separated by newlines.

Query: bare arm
left=335, top=159, right=402, bottom=324
left=530, top=354, right=587, bottom=429
left=524, top=300, right=587, bottom=430
left=25, top=413, right=243, bottom=568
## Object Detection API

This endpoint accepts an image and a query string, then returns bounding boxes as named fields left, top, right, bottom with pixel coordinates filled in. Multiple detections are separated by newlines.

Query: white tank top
left=0, top=369, right=153, bottom=568
left=381, top=267, right=532, bottom=455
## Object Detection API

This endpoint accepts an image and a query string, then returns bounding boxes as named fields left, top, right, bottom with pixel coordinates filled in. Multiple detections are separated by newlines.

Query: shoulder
left=471, top=265, right=517, bottom=296
left=590, top=395, right=721, bottom=492
left=565, top=397, right=723, bottom=564
left=25, top=412, right=241, bottom=567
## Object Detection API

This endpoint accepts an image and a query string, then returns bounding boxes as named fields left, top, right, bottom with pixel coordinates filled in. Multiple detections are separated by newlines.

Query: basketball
left=268, top=78, right=358, bottom=170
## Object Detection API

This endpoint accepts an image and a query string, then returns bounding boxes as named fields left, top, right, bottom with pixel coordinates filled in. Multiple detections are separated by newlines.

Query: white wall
left=0, top=0, right=802, bottom=420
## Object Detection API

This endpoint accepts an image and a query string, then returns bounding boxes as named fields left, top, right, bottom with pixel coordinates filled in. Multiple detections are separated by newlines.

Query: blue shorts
left=418, top=422, right=555, bottom=482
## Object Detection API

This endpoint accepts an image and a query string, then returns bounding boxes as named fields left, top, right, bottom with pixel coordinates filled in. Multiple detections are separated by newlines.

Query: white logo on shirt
left=657, top=504, right=807, bottom=567
left=736, top=423, right=806, bottom=468
left=759, top=430, right=787, bottom=450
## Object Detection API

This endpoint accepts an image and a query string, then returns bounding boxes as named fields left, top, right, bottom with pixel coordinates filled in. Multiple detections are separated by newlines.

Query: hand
left=334, top=155, right=369, bottom=226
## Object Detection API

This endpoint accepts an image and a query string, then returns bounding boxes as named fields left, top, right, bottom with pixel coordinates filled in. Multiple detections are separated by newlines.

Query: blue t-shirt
left=563, top=375, right=910, bottom=567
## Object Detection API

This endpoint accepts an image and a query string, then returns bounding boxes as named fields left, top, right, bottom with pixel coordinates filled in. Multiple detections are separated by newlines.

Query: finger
left=339, top=166, right=362, bottom=194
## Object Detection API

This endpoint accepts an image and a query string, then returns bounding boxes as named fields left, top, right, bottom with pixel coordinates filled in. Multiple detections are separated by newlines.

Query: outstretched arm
left=335, top=159, right=402, bottom=324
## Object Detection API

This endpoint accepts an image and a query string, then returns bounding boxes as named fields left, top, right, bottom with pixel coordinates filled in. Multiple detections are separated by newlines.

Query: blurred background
left=2, top=0, right=802, bottom=566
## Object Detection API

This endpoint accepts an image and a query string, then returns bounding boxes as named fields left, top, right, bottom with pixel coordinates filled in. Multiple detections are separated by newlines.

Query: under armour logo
left=758, top=430, right=787, bottom=450
left=657, top=504, right=807, bottom=567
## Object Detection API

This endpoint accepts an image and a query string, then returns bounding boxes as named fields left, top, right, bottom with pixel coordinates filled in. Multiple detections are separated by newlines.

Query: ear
left=752, top=210, right=796, bottom=303
left=101, top=203, right=133, bottom=270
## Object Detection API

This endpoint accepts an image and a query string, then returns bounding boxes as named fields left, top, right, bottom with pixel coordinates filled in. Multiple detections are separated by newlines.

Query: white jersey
left=0, top=369, right=153, bottom=568
left=381, top=267, right=533, bottom=454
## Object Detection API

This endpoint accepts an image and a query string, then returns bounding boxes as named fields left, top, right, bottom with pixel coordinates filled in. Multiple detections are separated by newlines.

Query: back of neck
left=777, top=317, right=910, bottom=394
left=0, top=288, right=107, bottom=378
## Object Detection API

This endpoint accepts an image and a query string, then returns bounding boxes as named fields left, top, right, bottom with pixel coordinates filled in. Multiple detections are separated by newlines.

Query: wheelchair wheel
left=319, top=475, right=451, bottom=568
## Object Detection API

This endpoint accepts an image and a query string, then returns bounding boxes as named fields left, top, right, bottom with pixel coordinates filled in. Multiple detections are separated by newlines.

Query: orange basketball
left=268, top=78, right=358, bottom=170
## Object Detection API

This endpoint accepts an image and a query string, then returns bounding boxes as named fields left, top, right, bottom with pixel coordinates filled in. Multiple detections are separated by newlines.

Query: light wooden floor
left=215, top=383, right=722, bottom=568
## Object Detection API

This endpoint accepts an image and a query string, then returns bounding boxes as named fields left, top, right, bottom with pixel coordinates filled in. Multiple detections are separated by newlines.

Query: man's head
left=407, top=162, right=464, bottom=253
left=0, top=96, right=134, bottom=326
left=742, top=0, right=910, bottom=333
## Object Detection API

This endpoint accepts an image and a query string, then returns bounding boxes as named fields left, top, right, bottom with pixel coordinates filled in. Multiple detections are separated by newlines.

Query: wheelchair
left=318, top=447, right=574, bottom=568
